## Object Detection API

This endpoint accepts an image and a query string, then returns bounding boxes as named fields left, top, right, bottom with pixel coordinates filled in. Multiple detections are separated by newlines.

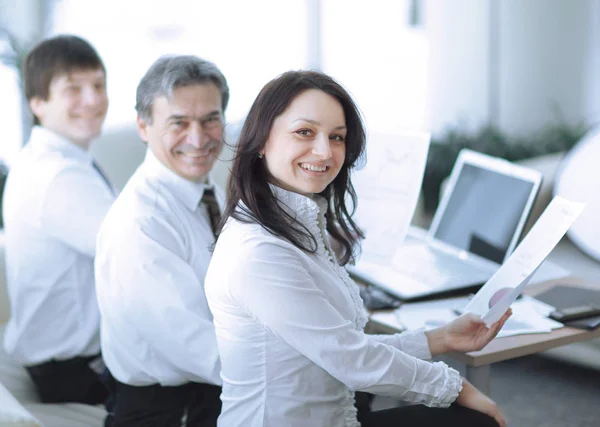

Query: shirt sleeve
left=102, top=215, right=220, bottom=383
left=40, top=164, right=114, bottom=256
left=228, top=238, right=462, bottom=407
left=367, top=330, right=432, bottom=360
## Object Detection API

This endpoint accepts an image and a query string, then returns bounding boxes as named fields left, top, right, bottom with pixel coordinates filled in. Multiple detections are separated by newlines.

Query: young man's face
left=30, top=68, right=108, bottom=148
left=137, top=83, right=224, bottom=183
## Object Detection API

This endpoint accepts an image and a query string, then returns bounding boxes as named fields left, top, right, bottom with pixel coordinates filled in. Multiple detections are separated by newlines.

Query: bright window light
left=49, top=0, right=429, bottom=137
left=321, top=0, right=429, bottom=135
left=0, top=36, right=24, bottom=167
left=50, top=0, right=309, bottom=129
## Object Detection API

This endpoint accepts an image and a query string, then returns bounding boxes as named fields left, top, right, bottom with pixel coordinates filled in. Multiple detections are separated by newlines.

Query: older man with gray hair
left=95, top=55, right=228, bottom=426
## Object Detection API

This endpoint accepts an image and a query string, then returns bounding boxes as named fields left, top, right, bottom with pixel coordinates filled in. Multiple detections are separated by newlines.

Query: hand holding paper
left=464, top=196, right=586, bottom=326
left=436, top=311, right=512, bottom=354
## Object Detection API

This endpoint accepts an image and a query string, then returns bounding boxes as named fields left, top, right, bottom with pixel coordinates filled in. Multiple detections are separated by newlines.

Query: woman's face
left=261, top=89, right=347, bottom=197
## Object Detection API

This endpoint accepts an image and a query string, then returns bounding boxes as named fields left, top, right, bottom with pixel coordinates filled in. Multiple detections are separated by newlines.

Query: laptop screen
left=432, top=163, right=534, bottom=263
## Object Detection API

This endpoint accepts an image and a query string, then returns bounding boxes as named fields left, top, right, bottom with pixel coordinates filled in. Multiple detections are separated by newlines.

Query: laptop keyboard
left=391, top=245, right=490, bottom=286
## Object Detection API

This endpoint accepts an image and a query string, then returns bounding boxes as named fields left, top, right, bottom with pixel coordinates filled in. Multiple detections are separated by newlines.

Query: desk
left=368, top=277, right=600, bottom=395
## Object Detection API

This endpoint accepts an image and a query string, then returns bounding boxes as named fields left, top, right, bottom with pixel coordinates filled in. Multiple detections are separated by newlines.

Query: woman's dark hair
left=223, top=70, right=366, bottom=265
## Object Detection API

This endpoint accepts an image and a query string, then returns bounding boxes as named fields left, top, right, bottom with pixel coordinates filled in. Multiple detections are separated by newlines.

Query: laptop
left=348, top=148, right=542, bottom=301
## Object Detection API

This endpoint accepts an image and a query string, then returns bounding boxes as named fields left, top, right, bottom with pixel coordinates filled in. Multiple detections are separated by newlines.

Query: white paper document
left=513, top=295, right=556, bottom=317
left=527, top=259, right=571, bottom=285
left=394, top=296, right=470, bottom=331
left=353, top=131, right=430, bottom=263
left=394, top=294, right=563, bottom=338
left=504, top=296, right=563, bottom=336
left=464, top=196, right=586, bottom=326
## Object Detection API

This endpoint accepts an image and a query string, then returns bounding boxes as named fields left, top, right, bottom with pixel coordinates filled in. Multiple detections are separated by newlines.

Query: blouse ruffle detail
left=428, top=363, right=463, bottom=408
left=271, top=186, right=368, bottom=332
left=271, top=186, right=367, bottom=426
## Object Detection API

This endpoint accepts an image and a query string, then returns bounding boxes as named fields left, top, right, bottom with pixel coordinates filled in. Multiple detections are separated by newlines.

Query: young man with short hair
left=2, top=35, right=115, bottom=404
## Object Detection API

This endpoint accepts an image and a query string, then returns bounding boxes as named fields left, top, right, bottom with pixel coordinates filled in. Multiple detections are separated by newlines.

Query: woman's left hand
left=444, top=310, right=512, bottom=353
left=426, top=309, right=511, bottom=355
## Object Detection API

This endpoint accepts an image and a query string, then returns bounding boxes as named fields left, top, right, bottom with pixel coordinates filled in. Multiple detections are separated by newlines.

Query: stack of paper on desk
left=393, top=295, right=563, bottom=338
left=394, top=296, right=468, bottom=331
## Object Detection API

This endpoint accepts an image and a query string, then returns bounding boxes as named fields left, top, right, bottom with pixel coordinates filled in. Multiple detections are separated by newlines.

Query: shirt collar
left=29, top=126, right=92, bottom=164
left=269, top=184, right=328, bottom=227
left=141, top=148, right=214, bottom=211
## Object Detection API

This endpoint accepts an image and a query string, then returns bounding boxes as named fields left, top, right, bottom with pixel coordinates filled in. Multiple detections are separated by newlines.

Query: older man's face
left=138, top=83, right=224, bottom=182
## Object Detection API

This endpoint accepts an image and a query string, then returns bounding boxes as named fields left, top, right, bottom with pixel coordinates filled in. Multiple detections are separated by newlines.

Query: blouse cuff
left=429, top=363, right=463, bottom=408
left=398, top=328, right=432, bottom=360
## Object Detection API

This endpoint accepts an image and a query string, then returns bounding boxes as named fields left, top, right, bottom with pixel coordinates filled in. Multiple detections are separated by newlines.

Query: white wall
left=424, top=0, right=493, bottom=134
left=4, top=0, right=600, bottom=186
left=322, top=0, right=429, bottom=133
left=90, top=123, right=237, bottom=191
left=0, top=46, right=24, bottom=166
left=584, top=0, right=600, bottom=127
left=89, top=125, right=145, bottom=190
left=497, top=0, right=599, bottom=134
left=0, top=0, right=47, bottom=48
left=425, top=0, right=600, bottom=136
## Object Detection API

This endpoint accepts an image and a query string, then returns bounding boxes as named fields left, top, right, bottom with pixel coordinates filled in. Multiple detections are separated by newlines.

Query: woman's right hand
left=456, top=379, right=506, bottom=427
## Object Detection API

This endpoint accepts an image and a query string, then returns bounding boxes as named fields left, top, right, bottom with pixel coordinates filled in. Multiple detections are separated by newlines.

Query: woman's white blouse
left=205, top=187, right=462, bottom=427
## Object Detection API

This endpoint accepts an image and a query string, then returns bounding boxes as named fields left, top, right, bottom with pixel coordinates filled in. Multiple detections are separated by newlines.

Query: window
left=50, top=0, right=310, bottom=129
left=0, top=29, right=26, bottom=167
left=321, top=0, right=429, bottom=134
left=49, top=0, right=429, bottom=135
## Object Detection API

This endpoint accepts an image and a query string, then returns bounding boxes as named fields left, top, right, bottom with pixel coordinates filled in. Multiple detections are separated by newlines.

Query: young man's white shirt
left=205, top=186, right=463, bottom=427
left=95, top=149, right=223, bottom=387
left=3, top=126, right=116, bottom=364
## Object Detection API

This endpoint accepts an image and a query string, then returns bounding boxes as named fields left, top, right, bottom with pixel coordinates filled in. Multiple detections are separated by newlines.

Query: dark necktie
left=92, top=161, right=114, bottom=194
left=201, top=187, right=221, bottom=238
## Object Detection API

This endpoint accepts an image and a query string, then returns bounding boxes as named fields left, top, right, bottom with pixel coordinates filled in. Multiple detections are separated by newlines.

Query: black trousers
left=106, top=379, right=222, bottom=427
left=25, top=354, right=108, bottom=404
left=357, top=400, right=499, bottom=427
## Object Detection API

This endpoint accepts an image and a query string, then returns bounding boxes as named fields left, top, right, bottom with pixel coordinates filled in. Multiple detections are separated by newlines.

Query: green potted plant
left=421, top=122, right=589, bottom=213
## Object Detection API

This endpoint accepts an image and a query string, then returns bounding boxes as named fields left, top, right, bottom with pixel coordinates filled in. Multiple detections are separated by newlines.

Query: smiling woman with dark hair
left=205, top=70, right=507, bottom=427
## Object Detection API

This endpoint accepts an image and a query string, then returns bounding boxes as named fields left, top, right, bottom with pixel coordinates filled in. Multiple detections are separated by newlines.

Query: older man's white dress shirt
left=95, top=149, right=223, bottom=387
